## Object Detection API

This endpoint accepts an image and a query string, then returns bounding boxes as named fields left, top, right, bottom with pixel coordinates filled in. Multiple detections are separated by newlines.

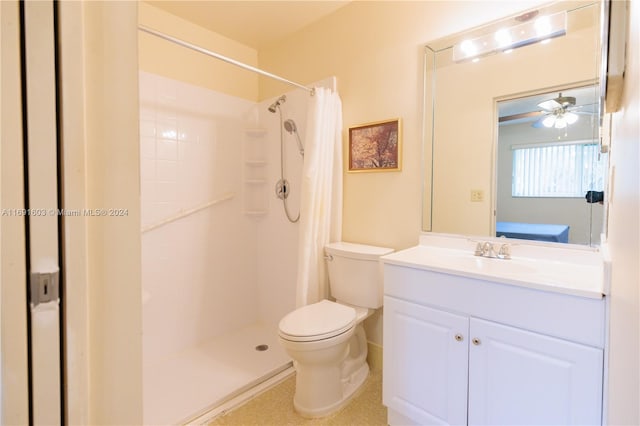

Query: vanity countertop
left=381, top=233, right=607, bottom=300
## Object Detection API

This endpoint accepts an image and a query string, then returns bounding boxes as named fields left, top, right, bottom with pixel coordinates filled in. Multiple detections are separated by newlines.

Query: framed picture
left=348, top=118, right=402, bottom=172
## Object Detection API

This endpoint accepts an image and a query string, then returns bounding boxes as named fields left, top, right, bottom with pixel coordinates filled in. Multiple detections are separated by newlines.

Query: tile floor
left=208, top=369, right=387, bottom=426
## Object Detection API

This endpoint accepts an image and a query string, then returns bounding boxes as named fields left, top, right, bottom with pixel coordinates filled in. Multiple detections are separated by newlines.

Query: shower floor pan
left=143, top=322, right=292, bottom=425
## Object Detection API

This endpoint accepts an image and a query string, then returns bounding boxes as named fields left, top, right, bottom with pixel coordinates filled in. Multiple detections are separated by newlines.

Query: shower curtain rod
left=138, top=25, right=314, bottom=95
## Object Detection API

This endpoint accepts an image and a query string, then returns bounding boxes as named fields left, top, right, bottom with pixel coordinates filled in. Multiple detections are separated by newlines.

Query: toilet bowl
left=278, top=242, right=393, bottom=418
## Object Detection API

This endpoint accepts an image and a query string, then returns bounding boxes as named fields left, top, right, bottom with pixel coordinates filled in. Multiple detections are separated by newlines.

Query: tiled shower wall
left=139, top=70, right=318, bottom=364
left=139, top=71, right=262, bottom=363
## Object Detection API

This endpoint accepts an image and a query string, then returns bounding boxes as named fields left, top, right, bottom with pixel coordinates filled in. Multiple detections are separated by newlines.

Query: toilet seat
left=279, top=300, right=356, bottom=342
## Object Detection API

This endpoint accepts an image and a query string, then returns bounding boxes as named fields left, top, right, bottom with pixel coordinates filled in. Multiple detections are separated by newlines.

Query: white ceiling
left=145, top=1, right=351, bottom=50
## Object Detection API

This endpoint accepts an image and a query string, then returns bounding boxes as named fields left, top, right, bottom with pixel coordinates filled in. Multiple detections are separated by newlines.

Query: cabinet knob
left=454, top=334, right=464, bottom=342
left=472, top=338, right=481, bottom=346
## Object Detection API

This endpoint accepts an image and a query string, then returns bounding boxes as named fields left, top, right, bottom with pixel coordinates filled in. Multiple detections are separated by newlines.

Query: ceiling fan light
left=542, top=115, right=556, bottom=128
left=554, top=116, right=567, bottom=128
left=565, top=112, right=579, bottom=124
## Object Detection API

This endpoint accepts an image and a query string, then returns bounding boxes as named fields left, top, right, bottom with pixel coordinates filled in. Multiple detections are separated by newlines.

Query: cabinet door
left=383, top=296, right=469, bottom=425
left=468, top=318, right=603, bottom=426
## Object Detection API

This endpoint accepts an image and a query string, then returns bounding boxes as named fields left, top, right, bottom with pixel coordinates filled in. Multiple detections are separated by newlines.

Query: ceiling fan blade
left=537, top=99, right=562, bottom=111
left=567, top=103, right=598, bottom=113
left=498, top=110, right=546, bottom=123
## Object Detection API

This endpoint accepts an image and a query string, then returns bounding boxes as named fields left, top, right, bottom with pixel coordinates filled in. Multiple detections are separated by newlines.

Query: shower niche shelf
left=243, top=129, right=268, bottom=216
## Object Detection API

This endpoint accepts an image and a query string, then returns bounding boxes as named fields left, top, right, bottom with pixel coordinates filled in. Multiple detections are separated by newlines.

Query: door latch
left=30, top=269, right=59, bottom=307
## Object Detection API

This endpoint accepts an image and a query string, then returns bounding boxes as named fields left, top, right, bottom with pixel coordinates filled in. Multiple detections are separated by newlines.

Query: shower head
left=283, top=119, right=297, bottom=134
left=283, top=119, right=304, bottom=157
left=268, top=95, right=286, bottom=113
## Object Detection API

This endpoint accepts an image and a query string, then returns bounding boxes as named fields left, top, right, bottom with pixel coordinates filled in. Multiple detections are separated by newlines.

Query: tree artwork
left=349, top=119, right=401, bottom=171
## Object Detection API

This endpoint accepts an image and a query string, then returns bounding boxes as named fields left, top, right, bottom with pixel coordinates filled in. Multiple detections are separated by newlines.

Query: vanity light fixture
left=453, top=10, right=567, bottom=62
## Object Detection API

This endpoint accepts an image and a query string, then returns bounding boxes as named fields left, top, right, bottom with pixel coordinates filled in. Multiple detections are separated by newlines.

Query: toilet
left=278, top=241, right=394, bottom=418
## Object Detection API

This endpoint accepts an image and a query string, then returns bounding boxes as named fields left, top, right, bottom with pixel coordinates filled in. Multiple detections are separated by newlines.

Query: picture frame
left=348, top=118, right=402, bottom=172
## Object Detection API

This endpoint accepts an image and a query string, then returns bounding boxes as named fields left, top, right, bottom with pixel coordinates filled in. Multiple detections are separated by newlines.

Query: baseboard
left=367, top=341, right=383, bottom=372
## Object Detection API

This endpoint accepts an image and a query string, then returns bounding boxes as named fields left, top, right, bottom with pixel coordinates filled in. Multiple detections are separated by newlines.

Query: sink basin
left=433, top=253, right=537, bottom=276
left=380, top=235, right=605, bottom=299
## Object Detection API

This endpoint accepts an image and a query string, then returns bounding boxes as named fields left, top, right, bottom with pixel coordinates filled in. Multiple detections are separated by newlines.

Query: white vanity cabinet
left=382, top=263, right=605, bottom=426
left=384, top=297, right=469, bottom=425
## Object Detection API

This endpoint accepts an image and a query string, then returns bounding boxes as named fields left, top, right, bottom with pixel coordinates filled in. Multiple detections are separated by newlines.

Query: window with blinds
left=512, top=142, right=607, bottom=197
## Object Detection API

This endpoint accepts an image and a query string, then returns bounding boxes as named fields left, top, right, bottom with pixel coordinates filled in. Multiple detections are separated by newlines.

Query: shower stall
left=139, top=68, right=318, bottom=424
left=140, top=73, right=296, bottom=424
left=137, top=24, right=340, bottom=419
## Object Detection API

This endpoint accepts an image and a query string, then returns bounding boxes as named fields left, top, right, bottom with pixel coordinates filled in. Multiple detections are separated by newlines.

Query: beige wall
left=259, top=1, right=550, bottom=252
left=606, top=0, right=640, bottom=423
left=85, top=3, right=143, bottom=423
left=59, top=2, right=143, bottom=424
left=138, top=2, right=259, bottom=101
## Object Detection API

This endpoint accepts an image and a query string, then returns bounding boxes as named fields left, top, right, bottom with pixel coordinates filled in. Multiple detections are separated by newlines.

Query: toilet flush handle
left=324, top=254, right=333, bottom=261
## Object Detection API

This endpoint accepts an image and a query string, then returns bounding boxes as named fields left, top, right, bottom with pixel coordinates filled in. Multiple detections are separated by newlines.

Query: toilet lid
left=279, top=300, right=356, bottom=342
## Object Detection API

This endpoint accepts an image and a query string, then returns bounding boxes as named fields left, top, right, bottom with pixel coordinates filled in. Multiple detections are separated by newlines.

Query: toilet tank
left=325, top=242, right=394, bottom=309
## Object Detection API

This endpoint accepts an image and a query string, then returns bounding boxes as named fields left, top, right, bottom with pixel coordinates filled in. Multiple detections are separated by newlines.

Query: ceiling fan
left=499, top=92, right=593, bottom=129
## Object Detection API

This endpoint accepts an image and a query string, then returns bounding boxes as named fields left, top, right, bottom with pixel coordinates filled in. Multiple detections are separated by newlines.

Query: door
left=1, top=0, right=64, bottom=423
left=468, top=318, right=603, bottom=425
left=383, top=296, right=469, bottom=425
left=23, top=1, right=63, bottom=423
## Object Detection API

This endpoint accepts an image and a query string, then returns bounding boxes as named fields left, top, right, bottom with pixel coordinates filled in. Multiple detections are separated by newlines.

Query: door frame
left=1, top=1, right=30, bottom=423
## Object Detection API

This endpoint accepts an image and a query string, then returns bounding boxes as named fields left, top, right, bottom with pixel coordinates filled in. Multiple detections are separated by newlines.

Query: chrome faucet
left=474, top=241, right=511, bottom=260
left=482, top=241, right=496, bottom=257
left=497, top=243, right=511, bottom=259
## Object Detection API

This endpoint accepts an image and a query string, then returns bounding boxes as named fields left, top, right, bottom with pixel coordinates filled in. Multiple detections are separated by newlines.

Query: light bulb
left=554, top=116, right=567, bottom=128
left=495, top=29, right=512, bottom=49
left=460, top=40, right=477, bottom=57
left=535, top=16, right=552, bottom=37
left=565, top=112, right=579, bottom=125
left=542, top=116, right=556, bottom=128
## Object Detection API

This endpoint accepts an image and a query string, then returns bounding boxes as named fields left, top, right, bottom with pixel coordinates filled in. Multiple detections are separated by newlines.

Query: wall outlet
left=471, top=189, right=484, bottom=202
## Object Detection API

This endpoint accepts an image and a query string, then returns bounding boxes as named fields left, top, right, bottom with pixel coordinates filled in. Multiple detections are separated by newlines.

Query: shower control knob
left=275, top=179, right=289, bottom=200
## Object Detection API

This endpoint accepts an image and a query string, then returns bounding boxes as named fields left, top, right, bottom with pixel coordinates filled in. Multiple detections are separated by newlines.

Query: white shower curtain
left=295, top=87, right=343, bottom=307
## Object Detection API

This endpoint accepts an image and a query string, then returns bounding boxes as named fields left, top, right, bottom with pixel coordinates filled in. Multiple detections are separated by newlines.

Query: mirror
left=423, top=1, right=606, bottom=246
left=496, top=84, right=606, bottom=245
